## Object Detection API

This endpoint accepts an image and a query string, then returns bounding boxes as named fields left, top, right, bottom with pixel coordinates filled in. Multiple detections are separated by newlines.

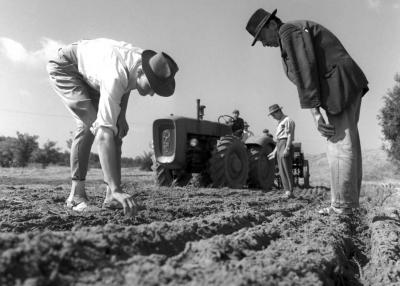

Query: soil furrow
left=117, top=210, right=365, bottom=286
left=0, top=210, right=273, bottom=285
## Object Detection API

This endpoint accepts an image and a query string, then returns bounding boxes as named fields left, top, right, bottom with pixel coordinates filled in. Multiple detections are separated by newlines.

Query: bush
left=0, top=137, right=17, bottom=167
left=378, top=73, right=400, bottom=167
left=132, top=151, right=153, bottom=171
left=14, top=132, right=39, bottom=167
left=31, top=140, right=62, bottom=168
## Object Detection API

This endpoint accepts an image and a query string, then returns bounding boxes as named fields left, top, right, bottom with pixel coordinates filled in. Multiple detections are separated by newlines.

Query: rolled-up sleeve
left=280, top=24, right=321, bottom=109
left=91, top=50, right=129, bottom=135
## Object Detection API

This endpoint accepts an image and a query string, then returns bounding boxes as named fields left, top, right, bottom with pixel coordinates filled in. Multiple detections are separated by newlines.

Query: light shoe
left=72, top=201, right=89, bottom=211
left=65, top=198, right=88, bottom=209
left=318, top=206, right=353, bottom=215
left=282, top=191, right=294, bottom=199
left=66, top=181, right=88, bottom=208
left=66, top=201, right=101, bottom=212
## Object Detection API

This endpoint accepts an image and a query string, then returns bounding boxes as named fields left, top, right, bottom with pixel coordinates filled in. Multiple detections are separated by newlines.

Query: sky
left=0, top=0, right=399, bottom=158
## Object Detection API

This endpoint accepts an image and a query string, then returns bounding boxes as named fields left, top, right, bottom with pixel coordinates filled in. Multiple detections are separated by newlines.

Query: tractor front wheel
left=154, top=163, right=173, bottom=187
left=247, top=145, right=275, bottom=191
left=209, top=135, right=248, bottom=188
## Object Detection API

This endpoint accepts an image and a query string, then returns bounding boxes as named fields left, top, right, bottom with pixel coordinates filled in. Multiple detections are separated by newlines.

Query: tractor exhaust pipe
left=197, top=99, right=206, bottom=120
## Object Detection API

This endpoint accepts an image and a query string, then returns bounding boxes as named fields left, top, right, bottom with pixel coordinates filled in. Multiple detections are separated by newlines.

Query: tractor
left=152, top=99, right=276, bottom=190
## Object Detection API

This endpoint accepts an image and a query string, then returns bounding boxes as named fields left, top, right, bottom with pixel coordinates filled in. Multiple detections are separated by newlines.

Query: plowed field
left=0, top=167, right=399, bottom=286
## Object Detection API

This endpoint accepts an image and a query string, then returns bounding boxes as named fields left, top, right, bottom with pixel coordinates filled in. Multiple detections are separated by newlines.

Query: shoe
left=66, top=201, right=101, bottom=212
left=318, top=206, right=352, bottom=215
left=282, top=191, right=294, bottom=199
left=65, top=197, right=88, bottom=209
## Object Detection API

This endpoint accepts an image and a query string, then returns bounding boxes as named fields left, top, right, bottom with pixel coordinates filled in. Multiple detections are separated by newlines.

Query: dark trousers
left=276, top=139, right=294, bottom=192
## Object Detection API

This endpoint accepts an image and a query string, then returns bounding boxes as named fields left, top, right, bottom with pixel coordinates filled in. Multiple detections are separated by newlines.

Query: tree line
left=0, top=132, right=153, bottom=170
left=379, top=73, right=400, bottom=168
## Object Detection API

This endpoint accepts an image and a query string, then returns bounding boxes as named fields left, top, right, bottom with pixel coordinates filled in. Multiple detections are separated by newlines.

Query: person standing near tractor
left=229, top=109, right=245, bottom=138
left=47, top=38, right=178, bottom=216
left=242, top=121, right=254, bottom=142
left=246, top=9, right=369, bottom=214
left=267, top=104, right=295, bottom=199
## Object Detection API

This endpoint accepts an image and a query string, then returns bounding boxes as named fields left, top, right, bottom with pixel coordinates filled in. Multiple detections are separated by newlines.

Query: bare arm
left=97, top=126, right=137, bottom=216
left=284, top=133, right=293, bottom=157
left=283, top=120, right=294, bottom=157
left=268, top=146, right=277, bottom=160
left=117, top=93, right=130, bottom=139
left=119, top=92, right=130, bottom=117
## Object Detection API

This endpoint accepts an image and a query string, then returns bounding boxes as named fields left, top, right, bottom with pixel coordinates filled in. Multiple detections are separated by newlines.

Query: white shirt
left=76, top=38, right=143, bottom=135
left=275, top=116, right=295, bottom=140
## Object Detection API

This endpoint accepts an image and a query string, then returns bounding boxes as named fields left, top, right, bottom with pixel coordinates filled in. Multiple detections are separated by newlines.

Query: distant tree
left=0, top=137, right=17, bottom=167
left=60, top=151, right=70, bottom=166
left=13, top=132, right=39, bottom=167
left=132, top=151, right=153, bottom=171
left=378, top=73, right=400, bottom=167
left=32, top=140, right=61, bottom=168
left=121, top=156, right=135, bottom=168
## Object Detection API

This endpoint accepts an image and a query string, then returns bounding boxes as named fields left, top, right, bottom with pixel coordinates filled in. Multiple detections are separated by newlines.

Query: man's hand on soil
left=111, top=191, right=138, bottom=217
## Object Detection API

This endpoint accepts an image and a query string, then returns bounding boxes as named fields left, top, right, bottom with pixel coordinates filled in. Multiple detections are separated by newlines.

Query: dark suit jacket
left=279, top=20, right=368, bottom=115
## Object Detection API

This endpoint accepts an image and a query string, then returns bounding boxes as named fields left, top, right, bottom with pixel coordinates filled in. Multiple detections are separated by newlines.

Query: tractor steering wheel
left=218, top=115, right=234, bottom=124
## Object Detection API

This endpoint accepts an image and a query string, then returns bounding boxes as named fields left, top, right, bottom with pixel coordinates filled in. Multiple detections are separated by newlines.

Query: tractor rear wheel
left=247, top=145, right=275, bottom=191
left=209, top=135, right=248, bottom=188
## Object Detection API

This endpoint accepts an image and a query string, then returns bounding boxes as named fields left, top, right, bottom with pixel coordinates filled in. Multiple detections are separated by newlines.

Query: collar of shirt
left=278, top=115, right=287, bottom=124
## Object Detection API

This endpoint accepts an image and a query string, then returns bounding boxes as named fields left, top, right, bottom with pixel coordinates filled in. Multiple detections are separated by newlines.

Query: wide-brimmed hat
left=268, top=104, right=282, bottom=115
left=141, top=50, right=179, bottom=97
left=246, top=8, right=277, bottom=46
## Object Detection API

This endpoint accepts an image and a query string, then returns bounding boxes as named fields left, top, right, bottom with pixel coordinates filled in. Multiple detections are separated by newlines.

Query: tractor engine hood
left=153, top=116, right=231, bottom=168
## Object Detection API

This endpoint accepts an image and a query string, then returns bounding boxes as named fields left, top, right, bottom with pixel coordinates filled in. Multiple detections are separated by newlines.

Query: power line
left=0, top=108, right=70, bottom=119
left=0, top=108, right=138, bottom=126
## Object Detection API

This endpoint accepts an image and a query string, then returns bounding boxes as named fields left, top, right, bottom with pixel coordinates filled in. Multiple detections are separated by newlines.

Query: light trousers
left=47, top=44, right=122, bottom=181
left=326, top=95, right=362, bottom=209
left=276, top=139, right=294, bottom=192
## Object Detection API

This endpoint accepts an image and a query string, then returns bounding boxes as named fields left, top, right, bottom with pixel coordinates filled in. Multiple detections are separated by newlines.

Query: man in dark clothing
left=229, top=109, right=245, bottom=138
left=246, top=9, right=369, bottom=215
